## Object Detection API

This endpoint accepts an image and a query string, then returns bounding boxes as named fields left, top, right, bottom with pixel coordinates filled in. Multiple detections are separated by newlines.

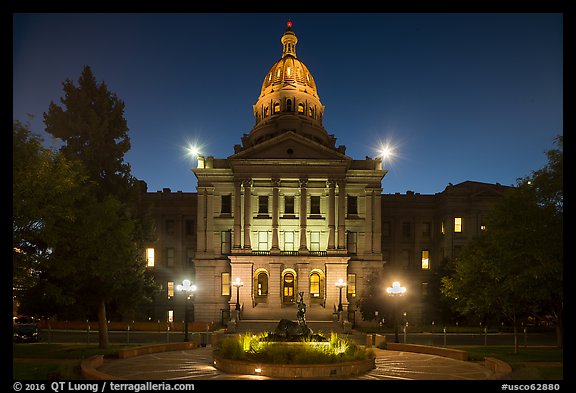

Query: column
left=372, top=186, right=382, bottom=254
left=327, top=180, right=336, bottom=250
left=271, top=178, right=280, bottom=254
left=233, top=180, right=242, bottom=250
left=298, top=177, right=309, bottom=253
left=337, top=180, right=346, bottom=250
left=243, top=179, right=252, bottom=250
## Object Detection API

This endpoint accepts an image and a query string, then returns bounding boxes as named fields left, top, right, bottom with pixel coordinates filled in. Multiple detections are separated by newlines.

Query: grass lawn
left=13, top=343, right=138, bottom=380
left=454, top=345, right=563, bottom=380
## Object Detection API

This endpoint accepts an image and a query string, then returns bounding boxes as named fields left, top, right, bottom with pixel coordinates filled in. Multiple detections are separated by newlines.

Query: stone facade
left=140, top=22, right=510, bottom=327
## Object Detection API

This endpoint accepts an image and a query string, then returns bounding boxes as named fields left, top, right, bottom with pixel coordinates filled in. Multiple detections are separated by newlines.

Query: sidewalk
left=95, top=345, right=497, bottom=380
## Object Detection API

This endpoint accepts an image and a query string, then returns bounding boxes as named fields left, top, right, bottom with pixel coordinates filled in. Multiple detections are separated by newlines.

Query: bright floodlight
left=187, top=144, right=201, bottom=158
left=379, top=143, right=394, bottom=161
left=386, top=281, right=406, bottom=296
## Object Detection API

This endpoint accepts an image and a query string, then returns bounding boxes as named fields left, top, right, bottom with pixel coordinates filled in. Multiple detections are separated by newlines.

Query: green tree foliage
left=43, top=65, right=136, bottom=202
left=441, top=135, right=563, bottom=350
left=19, top=65, right=159, bottom=348
left=13, top=119, right=88, bottom=297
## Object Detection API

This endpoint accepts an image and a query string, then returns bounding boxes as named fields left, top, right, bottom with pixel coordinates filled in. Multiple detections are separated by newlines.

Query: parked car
left=13, top=315, right=40, bottom=342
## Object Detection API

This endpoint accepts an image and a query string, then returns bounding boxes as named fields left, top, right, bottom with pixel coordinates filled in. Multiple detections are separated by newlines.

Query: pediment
left=229, top=131, right=350, bottom=161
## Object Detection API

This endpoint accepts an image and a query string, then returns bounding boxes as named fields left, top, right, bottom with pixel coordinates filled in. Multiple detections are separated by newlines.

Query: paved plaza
left=96, top=346, right=496, bottom=380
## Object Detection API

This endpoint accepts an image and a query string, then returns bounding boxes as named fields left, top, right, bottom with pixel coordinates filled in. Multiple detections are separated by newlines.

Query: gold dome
left=259, top=22, right=319, bottom=99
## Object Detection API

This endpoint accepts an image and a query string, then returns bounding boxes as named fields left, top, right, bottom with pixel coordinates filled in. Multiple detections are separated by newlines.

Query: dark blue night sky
left=13, top=13, right=563, bottom=194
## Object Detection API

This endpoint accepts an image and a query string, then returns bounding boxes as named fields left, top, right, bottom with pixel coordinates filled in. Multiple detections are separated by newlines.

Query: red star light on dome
left=287, top=20, right=292, bottom=28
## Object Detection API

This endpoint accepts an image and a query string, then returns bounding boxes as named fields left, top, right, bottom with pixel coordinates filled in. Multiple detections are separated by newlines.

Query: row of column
left=232, top=178, right=347, bottom=252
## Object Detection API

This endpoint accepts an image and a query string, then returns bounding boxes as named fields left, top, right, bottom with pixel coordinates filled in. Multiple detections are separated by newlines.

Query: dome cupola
left=239, top=21, right=337, bottom=151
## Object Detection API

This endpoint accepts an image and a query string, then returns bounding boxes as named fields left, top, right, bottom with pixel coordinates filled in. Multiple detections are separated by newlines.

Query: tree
left=13, top=119, right=88, bottom=304
left=43, top=65, right=136, bottom=202
left=40, top=66, right=157, bottom=348
left=441, top=135, right=563, bottom=351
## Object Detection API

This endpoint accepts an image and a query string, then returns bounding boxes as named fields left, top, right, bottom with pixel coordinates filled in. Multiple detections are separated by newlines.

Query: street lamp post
left=177, top=279, right=197, bottom=342
left=386, top=281, right=406, bottom=343
left=335, top=278, right=346, bottom=312
left=232, top=277, right=244, bottom=312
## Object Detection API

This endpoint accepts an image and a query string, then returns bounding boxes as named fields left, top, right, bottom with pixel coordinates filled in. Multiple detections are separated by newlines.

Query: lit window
left=441, top=221, right=445, bottom=235
left=258, top=231, right=268, bottom=251
left=167, top=281, right=174, bottom=298
left=310, top=231, right=320, bottom=251
left=167, top=310, right=174, bottom=323
left=480, top=224, right=487, bottom=231
left=284, top=231, right=295, bottom=251
left=146, top=248, right=155, bottom=267
left=298, top=103, right=305, bottom=114
left=273, top=102, right=280, bottom=113
left=310, top=272, right=320, bottom=297
left=347, top=274, right=356, bottom=297
left=268, top=73, right=272, bottom=81
left=421, top=250, right=430, bottom=270
left=286, top=66, right=291, bottom=76
left=221, top=273, right=230, bottom=296
left=454, top=217, right=462, bottom=233
left=276, top=68, right=281, bottom=77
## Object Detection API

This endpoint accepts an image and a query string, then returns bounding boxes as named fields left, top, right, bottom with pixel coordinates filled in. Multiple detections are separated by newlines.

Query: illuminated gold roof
left=259, top=21, right=319, bottom=99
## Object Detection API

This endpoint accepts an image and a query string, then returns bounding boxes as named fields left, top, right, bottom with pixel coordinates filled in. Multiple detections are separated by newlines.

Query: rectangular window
left=221, top=231, right=232, bottom=254
left=310, top=196, right=321, bottom=215
left=284, top=231, right=295, bottom=251
left=454, top=217, right=462, bottom=233
left=422, top=222, right=431, bottom=238
left=221, top=195, right=232, bottom=214
left=441, top=221, right=445, bottom=235
left=185, top=219, right=195, bottom=236
left=166, top=248, right=175, bottom=267
left=421, top=282, right=429, bottom=297
left=310, top=231, right=320, bottom=251
left=221, top=273, right=231, bottom=296
left=167, top=310, right=174, bottom=323
left=402, top=222, right=411, bottom=237
left=421, top=250, right=430, bottom=270
left=347, top=231, right=357, bottom=254
left=146, top=248, right=155, bottom=267
left=284, top=195, right=295, bottom=214
left=258, top=231, right=268, bottom=251
left=167, top=281, right=174, bottom=298
left=258, top=195, right=269, bottom=214
left=347, top=273, right=356, bottom=298
left=382, top=221, right=391, bottom=237
left=401, top=249, right=410, bottom=267
left=347, top=195, right=358, bottom=215
left=166, top=219, right=175, bottom=236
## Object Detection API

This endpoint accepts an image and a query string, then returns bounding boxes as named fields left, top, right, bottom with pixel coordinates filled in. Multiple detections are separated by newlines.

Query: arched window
left=273, top=102, right=281, bottom=114
left=298, top=103, right=305, bottom=114
left=310, top=272, right=320, bottom=298
left=264, top=106, right=269, bottom=117
left=257, top=272, right=268, bottom=296
left=286, top=99, right=293, bottom=112
left=283, top=272, right=295, bottom=303
left=308, top=106, right=314, bottom=118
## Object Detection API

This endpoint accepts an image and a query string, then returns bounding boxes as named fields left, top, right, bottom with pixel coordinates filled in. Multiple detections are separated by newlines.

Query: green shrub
left=214, top=332, right=374, bottom=364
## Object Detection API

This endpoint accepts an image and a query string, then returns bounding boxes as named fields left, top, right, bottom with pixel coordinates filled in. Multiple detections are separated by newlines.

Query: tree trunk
left=97, top=300, right=109, bottom=349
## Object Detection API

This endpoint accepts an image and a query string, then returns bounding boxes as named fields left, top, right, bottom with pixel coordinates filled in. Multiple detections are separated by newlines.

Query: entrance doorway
left=283, top=272, right=295, bottom=303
